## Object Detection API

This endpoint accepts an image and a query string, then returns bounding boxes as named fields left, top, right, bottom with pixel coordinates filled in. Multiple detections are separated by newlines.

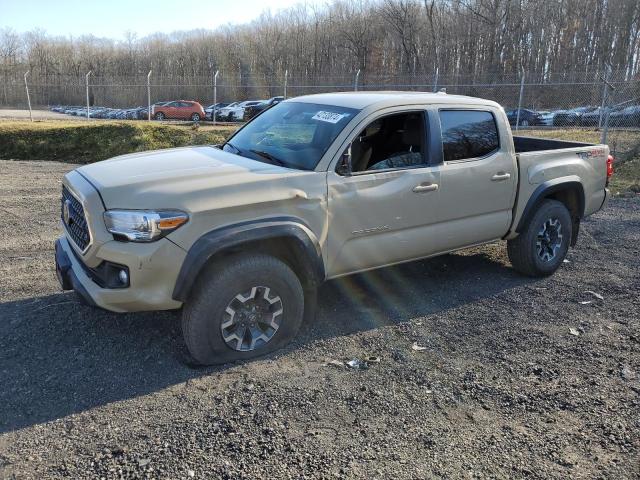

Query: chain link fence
left=2, top=69, right=639, bottom=158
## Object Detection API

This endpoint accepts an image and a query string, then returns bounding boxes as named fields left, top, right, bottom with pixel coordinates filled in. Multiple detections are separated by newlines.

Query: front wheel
left=154, top=112, right=165, bottom=120
left=191, top=113, right=201, bottom=122
left=182, top=254, right=305, bottom=365
left=507, top=199, right=572, bottom=277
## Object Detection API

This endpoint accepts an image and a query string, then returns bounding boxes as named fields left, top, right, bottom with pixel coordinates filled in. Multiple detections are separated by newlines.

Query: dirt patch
left=0, top=160, right=638, bottom=479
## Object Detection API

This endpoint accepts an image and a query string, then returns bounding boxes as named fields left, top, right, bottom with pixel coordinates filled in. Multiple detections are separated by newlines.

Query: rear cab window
left=438, top=110, right=500, bottom=161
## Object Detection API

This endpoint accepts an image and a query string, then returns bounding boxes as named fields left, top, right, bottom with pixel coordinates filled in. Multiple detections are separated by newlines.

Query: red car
left=152, top=100, right=205, bottom=121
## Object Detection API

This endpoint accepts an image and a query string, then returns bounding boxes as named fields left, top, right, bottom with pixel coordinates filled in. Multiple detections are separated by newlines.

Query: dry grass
left=0, top=121, right=238, bottom=163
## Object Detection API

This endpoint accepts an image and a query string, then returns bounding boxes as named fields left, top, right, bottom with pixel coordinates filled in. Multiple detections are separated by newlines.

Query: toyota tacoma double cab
left=55, top=92, right=613, bottom=365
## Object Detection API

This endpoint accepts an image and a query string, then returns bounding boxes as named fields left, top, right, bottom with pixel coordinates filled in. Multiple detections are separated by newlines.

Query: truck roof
left=289, top=91, right=502, bottom=110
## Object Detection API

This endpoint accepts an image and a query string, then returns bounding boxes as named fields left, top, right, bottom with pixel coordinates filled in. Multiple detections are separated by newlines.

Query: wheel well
left=545, top=187, right=582, bottom=219
left=517, top=181, right=585, bottom=246
left=198, top=236, right=320, bottom=293
left=541, top=185, right=583, bottom=246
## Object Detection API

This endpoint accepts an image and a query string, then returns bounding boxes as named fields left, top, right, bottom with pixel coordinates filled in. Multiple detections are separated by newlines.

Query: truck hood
left=77, top=146, right=295, bottom=209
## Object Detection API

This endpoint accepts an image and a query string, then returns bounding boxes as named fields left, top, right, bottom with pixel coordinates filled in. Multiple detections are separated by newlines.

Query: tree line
left=1, top=0, right=639, bottom=106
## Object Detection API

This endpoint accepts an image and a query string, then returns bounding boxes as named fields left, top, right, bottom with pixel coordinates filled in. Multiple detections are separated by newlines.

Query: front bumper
left=55, top=236, right=186, bottom=313
left=55, top=239, right=97, bottom=307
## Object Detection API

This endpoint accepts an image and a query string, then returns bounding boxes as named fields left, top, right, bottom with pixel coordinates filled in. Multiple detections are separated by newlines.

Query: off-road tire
left=182, top=254, right=304, bottom=365
left=507, top=199, right=572, bottom=277
left=154, top=112, right=165, bottom=120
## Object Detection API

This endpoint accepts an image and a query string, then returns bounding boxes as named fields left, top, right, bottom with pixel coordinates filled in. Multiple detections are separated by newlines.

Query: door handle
left=491, top=172, right=511, bottom=181
left=413, top=183, right=439, bottom=193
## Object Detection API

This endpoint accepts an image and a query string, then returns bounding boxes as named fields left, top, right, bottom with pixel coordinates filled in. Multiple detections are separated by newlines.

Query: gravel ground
left=0, top=160, right=638, bottom=479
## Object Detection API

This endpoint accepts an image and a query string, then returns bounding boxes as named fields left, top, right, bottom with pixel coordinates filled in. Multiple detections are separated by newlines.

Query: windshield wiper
left=224, top=141, right=242, bottom=154
left=250, top=149, right=287, bottom=167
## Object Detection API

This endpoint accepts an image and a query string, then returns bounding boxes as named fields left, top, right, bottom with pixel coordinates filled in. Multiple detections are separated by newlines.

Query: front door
left=326, top=109, right=443, bottom=277
left=326, top=166, right=441, bottom=277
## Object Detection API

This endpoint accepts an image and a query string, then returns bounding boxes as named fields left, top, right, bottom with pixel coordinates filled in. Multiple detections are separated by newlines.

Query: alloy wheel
left=536, top=217, right=563, bottom=262
left=220, top=286, right=283, bottom=351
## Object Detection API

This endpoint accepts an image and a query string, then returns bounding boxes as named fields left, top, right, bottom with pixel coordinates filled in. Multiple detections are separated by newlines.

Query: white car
left=219, top=101, right=262, bottom=121
left=538, top=110, right=555, bottom=126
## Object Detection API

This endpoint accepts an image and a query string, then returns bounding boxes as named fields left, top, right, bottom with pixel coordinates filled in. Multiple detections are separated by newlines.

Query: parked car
left=135, top=107, right=150, bottom=120
left=152, top=100, right=206, bottom=121
left=537, top=110, right=555, bottom=126
left=580, top=106, right=624, bottom=127
left=505, top=108, right=543, bottom=127
left=219, top=100, right=262, bottom=122
left=204, top=102, right=230, bottom=121
left=88, top=107, right=111, bottom=119
left=609, top=105, right=640, bottom=127
left=553, top=107, right=597, bottom=126
left=55, top=92, right=612, bottom=365
left=216, top=102, right=241, bottom=120
left=244, top=96, right=284, bottom=120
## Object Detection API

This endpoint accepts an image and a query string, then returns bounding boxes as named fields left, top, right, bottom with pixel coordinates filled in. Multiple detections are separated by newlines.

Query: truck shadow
left=0, top=249, right=535, bottom=433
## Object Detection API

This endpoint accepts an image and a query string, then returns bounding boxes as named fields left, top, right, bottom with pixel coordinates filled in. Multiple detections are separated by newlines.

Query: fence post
left=599, top=69, right=615, bottom=145
left=354, top=69, right=361, bottom=91
left=432, top=66, right=439, bottom=93
left=147, top=70, right=152, bottom=121
left=515, top=68, right=525, bottom=131
left=598, top=67, right=611, bottom=130
left=284, top=69, right=288, bottom=99
left=23, top=71, right=32, bottom=122
left=85, top=70, right=92, bottom=120
left=213, top=70, right=219, bottom=125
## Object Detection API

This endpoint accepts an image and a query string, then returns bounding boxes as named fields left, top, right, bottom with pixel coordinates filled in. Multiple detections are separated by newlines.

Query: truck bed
left=511, top=136, right=609, bottom=232
left=513, top=136, right=593, bottom=153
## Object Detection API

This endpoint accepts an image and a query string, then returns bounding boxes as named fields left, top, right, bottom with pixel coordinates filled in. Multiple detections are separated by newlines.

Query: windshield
left=223, top=102, right=359, bottom=170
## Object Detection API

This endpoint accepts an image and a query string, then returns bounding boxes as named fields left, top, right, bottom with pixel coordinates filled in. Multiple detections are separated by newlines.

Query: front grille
left=61, top=186, right=91, bottom=251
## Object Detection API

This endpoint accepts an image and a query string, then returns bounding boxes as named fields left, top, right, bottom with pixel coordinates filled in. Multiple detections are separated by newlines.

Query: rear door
left=432, top=107, right=517, bottom=248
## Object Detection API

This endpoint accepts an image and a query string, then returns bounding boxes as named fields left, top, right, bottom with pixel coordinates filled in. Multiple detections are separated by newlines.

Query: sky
left=0, top=0, right=306, bottom=40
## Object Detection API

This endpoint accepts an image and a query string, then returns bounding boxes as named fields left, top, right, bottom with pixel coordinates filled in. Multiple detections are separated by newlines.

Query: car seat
left=368, top=115, right=425, bottom=170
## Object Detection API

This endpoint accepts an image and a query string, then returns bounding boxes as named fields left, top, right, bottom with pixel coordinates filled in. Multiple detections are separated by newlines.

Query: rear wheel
left=521, top=119, right=530, bottom=127
left=507, top=199, right=572, bottom=277
left=191, top=112, right=201, bottom=122
left=182, top=254, right=305, bottom=365
left=154, top=112, right=165, bottom=120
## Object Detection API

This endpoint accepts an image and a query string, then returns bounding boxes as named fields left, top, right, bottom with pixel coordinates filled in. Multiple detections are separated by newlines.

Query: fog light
left=118, top=269, right=129, bottom=285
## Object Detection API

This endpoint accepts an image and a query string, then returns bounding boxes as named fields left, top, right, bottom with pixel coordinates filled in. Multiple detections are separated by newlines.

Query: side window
left=348, top=112, right=427, bottom=173
left=439, top=110, right=499, bottom=162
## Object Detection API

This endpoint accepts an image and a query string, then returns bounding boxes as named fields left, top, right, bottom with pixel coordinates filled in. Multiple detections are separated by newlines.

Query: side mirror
left=336, top=145, right=353, bottom=176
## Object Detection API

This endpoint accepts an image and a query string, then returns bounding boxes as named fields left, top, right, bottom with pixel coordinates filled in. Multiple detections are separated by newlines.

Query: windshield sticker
left=312, top=111, right=349, bottom=123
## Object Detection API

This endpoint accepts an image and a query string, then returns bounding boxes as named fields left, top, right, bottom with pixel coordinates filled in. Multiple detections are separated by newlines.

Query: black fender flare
left=515, top=176, right=585, bottom=233
left=172, top=217, right=325, bottom=302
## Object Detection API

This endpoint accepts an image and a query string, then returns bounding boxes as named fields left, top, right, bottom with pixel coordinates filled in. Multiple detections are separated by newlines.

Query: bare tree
left=1, top=0, right=639, bottom=106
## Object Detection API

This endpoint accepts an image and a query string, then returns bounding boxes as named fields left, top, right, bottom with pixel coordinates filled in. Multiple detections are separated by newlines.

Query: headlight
left=103, top=210, right=188, bottom=242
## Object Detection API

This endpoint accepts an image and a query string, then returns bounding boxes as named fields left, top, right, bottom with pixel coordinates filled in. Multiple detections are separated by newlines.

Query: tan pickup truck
left=55, top=92, right=613, bottom=364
